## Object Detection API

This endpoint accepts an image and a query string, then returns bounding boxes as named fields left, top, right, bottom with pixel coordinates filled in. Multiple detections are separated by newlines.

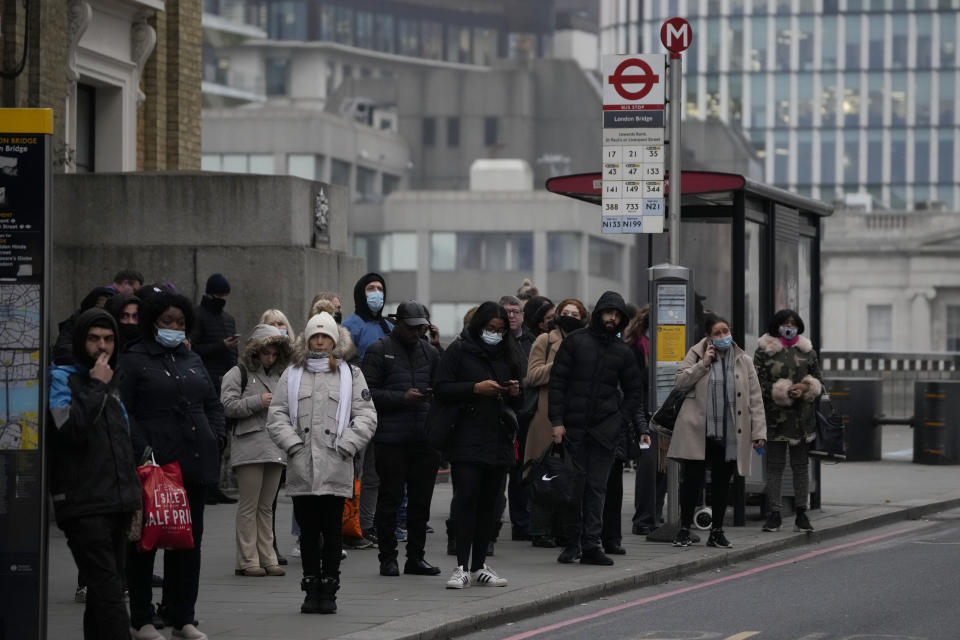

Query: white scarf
left=286, top=357, right=353, bottom=445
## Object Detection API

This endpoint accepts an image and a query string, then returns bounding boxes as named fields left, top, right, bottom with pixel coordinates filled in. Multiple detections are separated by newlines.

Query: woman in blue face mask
left=665, top=314, right=767, bottom=549
left=118, top=291, right=227, bottom=640
left=753, top=309, right=824, bottom=535
left=433, top=301, right=523, bottom=589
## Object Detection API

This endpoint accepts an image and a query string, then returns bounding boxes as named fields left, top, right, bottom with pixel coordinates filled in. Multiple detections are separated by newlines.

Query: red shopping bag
left=137, top=457, right=195, bottom=552
left=341, top=477, right=362, bottom=538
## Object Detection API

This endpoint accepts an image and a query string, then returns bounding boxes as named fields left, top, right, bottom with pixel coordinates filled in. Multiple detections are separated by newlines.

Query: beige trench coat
left=523, top=328, right=566, bottom=468
left=665, top=338, right=766, bottom=476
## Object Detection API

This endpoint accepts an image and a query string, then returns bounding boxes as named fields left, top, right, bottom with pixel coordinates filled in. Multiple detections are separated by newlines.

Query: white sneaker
left=341, top=550, right=348, bottom=560
left=445, top=565, right=470, bottom=589
left=172, top=623, right=208, bottom=639
left=470, top=564, right=507, bottom=587
left=290, top=544, right=301, bottom=558
left=74, top=586, right=86, bottom=603
left=131, top=624, right=165, bottom=640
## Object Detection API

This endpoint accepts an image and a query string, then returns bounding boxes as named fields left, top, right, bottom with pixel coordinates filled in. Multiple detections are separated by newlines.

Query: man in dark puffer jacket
left=361, top=301, right=442, bottom=578
left=48, top=308, right=142, bottom=639
left=548, top=291, right=646, bottom=566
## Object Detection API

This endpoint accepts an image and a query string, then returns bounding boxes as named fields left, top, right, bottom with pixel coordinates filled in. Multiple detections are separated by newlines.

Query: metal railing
left=821, top=350, right=960, bottom=418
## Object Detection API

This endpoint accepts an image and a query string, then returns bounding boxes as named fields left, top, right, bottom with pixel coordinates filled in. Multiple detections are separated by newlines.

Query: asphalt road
left=460, top=508, right=960, bottom=640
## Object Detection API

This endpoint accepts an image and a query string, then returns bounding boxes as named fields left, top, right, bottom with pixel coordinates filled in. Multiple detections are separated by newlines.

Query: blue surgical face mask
left=156, top=328, right=185, bottom=348
left=279, top=329, right=289, bottom=337
left=712, top=335, right=733, bottom=351
left=778, top=325, right=799, bottom=340
left=366, top=290, right=384, bottom=313
left=481, top=330, right=503, bottom=346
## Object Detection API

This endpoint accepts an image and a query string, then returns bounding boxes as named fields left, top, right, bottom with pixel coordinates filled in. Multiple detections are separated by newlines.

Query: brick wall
left=162, top=0, right=202, bottom=170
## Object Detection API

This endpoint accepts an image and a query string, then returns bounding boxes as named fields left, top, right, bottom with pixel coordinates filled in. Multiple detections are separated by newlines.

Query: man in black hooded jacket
left=548, top=291, right=647, bottom=566
left=48, top=308, right=142, bottom=639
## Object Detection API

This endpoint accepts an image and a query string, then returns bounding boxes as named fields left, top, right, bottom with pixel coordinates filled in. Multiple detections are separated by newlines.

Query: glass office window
left=797, top=130, right=813, bottom=185
left=265, top=58, right=289, bottom=96
left=398, top=18, right=419, bottom=57
left=939, top=130, right=954, bottom=184
left=820, top=75, right=839, bottom=126
left=939, top=72, right=955, bottom=125
left=390, top=233, right=418, bottom=271
left=355, top=11, right=374, bottom=49
left=941, top=12, right=956, bottom=67
left=891, top=73, right=907, bottom=125
left=915, top=129, right=931, bottom=183
left=868, top=15, right=885, bottom=68
left=867, top=72, right=884, bottom=126
left=916, top=13, right=933, bottom=68
left=797, top=73, right=814, bottom=126
left=287, top=154, right=316, bottom=180
left=268, top=1, right=307, bottom=40
left=729, top=17, right=744, bottom=70
left=446, top=117, right=460, bottom=148
left=751, top=74, right=766, bottom=126
left=706, top=75, right=721, bottom=119
left=867, top=130, right=883, bottom=184
left=892, top=16, right=908, bottom=68
left=382, top=173, right=400, bottom=197
left=422, top=117, right=436, bottom=147
left=706, top=18, right=721, bottom=73
left=330, top=159, right=351, bottom=187
left=845, top=15, right=861, bottom=69
left=421, top=20, right=443, bottom=60
left=798, top=17, right=814, bottom=70
left=750, top=16, right=767, bottom=71
left=374, top=14, right=395, bottom=53
left=843, top=129, right=860, bottom=183
left=334, top=6, right=353, bottom=45
left=446, top=25, right=470, bottom=63
left=484, top=117, right=498, bottom=146
left=457, top=233, right=483, bottom=269
left=356, top=166, right=377, bottom=200
left=548, top=233, right=580, bottom=271
left=775, top=75, right=790, bottom=125
left=775, top=17, right=791, bottom=72
left=916, top=71, right=932, bottom=124
left=821, top=17, right=838, bottom=69
left=431, top=233, right=456, bottom=270
left=774, top=130, right=789, bottom=184
left=588, top=237, right=623, bottom=280
left=891, top=129, right=907, bottom=185
left=821, top=130, right=836, bottom=183
left=473, top=27, right=498, bottom=66
left=843, top=71, right=860, bottom=126
left=729, top=74, right=743, bottom=124
left=201, top=155, right=221, bottom=171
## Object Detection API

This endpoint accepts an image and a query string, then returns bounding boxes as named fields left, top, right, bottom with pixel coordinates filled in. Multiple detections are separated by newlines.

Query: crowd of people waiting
left=47, top=269, right=825, bottom=639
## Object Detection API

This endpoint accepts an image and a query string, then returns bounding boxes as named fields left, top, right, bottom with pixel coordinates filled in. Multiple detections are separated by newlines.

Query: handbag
left=809, top=392, right=846, bottom=461
left=523, top=440, right=585, bottom=508
left=137, top=456, right=195, bottom=552
left=650, top=388, right=686, bottom=437
left=341, top=477, right=363, bottom=538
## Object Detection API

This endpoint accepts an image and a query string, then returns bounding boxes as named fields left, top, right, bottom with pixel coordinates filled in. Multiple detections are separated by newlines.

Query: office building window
left=447, top=25, right=470, bottom=63
left=334, top=6, right=353, bottom=45
left=843, top=71, right=860, bottom=126
left=916, top=13, right=933, bottom=68
left=423, top=117, right=436, bottom=147
left=268, top=1, right=307, bottom=40
left=916, top=71, right=932, bottom=125
left=330, top=159, right=351, bottom=187
left=867, top=130, right=883, bottom=184
left=867, top=72, right=884, bottom=126
left=915, top=129, right=930, bottom=183
left=430, top=232, right=532, bottom=271
left=939, top=131, right=954, bottom=184
left=422, top=20, right=443, bottom=60
left=866, top=304, right=893, bottom=350
left=845, top=16, right=861, bottom=69
left=287, top=154, right=317, bottom=180
left=868, top=15, right=885, bottom=69
left=947, top=306, right=960, bottom=351
left=431, top=233, right=456, bottom=270
left=822, top=17, right=838, bottom=69
left=353, top=233, right=418, bottom=272
left=247, top=154, right=274, bottom=175
left=473, top=27, right=498, bottom=65
left=751, top=74, right=766, bottom=126
left=751, top=16, right=767, bottom=71
left=548, top=233, right=580, bottom=271
left=382, top=173, right=401, bottom=196
left=399, top=18, right=419, bottom=57
left=374, top=14, right=395, bottom=52
left=775, top=16, right=791, bottom=71
left=355, top=11, right=374, bottom=49
left=447, top=117, right=460, bottom=147
left=265, top=58, right=289, bottom=96
left=941, top=12, right=955, bottom=67
left=891, top=73, right=906, bottom=126
left=357, top=166, right=378, bottom=201
left=774, top=130, right=789, bottom=184
left=939, top=72, right=955, bottom=125
left=588, top=237, right=623, bottom=280
left=430, top=302, right=479, bottom=338
left=798, top=17, right=814, bottom=70
left=891, top=129, right=906, bottom=186
left=484, top=117, right=498, bottom=146
left=821, top=130, right=836, bottom=183
left=843, top=130, right=860, bottom=184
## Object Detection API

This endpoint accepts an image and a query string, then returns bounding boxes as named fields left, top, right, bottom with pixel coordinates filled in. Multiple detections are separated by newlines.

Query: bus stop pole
left=665, top=52, right=682, bottom=527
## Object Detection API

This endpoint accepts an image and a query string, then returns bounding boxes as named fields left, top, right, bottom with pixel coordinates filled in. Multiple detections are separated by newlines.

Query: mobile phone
left=424, top=387, right=434, bottom=395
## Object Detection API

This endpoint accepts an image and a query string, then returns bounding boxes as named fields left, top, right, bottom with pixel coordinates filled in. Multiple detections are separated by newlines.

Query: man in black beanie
left=191, top=273, right=238, bottom=505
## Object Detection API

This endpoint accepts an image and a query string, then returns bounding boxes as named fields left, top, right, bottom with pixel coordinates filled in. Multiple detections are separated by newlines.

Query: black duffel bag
left=809, top=393, right=846, bottom=461
left=523, top=440, right=585, bottom=508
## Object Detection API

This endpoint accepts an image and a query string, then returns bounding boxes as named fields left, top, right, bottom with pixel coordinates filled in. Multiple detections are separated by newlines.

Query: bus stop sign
left=660, top=17, right=693, bottom=55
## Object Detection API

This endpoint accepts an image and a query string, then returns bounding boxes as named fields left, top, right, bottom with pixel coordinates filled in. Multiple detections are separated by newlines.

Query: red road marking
left=502, top=527, right=910, bottom=640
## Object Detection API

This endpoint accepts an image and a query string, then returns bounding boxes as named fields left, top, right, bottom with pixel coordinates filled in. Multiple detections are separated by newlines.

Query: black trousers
left=601, top=460, right=624, bottom=547
left=451, top=462, right=506, bottom=572
left=633, top=431, right=667, bottom=530
left=679, top=438, right=737, bottom=530
left=62, top=513, right=130, bottom=639
left=293, top=495, right=345, bottom=578
left=506, top=420, right=531, bottom=536
left=128, top=483, right=206, bottom=630
left=564, top=437, right=616, bottom=552
left=374, top=441, right=440, bottom=562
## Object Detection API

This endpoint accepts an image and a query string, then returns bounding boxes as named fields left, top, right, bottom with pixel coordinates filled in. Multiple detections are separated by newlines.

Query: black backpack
left=522, top=440, right=585, bottom=507
left=224, top=365, right=249, bottom=432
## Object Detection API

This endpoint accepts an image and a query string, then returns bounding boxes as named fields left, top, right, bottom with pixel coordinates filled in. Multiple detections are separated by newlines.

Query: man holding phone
left=361, top=301, right=443, bottom=577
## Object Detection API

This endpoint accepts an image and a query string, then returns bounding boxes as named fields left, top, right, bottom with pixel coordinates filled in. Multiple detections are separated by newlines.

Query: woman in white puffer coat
left=266, top=312, right=377, bottom=615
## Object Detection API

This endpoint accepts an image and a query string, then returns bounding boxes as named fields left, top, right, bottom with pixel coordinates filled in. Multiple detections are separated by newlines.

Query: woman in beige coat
left=666, top=314, right=766, bottom=548
left=266, top=312, right=377, bottom=614
left=523, top=298, right=588, bottom=548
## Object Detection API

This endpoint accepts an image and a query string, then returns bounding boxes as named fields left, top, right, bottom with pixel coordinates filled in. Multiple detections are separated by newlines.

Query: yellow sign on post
left=656, top=324, right=686, bottom=362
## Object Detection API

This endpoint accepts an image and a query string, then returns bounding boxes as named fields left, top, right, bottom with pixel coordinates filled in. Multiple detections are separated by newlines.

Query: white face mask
left=481, top=330, right=503, bottom=346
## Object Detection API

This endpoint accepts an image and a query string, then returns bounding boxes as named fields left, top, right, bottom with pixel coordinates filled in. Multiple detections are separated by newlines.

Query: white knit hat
left=303, top=312, right=338, bottom=347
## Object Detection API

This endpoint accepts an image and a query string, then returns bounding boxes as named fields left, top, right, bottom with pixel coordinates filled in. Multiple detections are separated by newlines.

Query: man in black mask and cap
left=361, top=301, right=443, bottom=577
left=547, top=291, right=648, bottom=567
left=48, top=308, right=142, bottom=639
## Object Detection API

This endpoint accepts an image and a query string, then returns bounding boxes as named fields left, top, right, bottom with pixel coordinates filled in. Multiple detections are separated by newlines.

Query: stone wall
left=52, top=173, right=364, bottom=334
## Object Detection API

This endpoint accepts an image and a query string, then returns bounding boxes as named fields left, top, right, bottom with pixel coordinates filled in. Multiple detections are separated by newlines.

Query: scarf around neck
left=286, top=357, right=353, bottom=445
left=706, top=350, right=738, bottom=462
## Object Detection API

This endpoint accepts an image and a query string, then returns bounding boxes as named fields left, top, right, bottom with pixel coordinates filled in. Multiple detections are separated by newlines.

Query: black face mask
left=206, top=296, right=226, bottom=311
left=334, top=311, right=342, bottom=324
left=118, top=323, right=140, bottom=345
left=555, top=315, right=584, bottom=334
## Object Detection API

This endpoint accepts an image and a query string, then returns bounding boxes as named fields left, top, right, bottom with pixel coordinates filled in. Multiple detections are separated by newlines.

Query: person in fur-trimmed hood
left=265, top=312, right=376, bottom=615
left=753, top=309, right=824, bottom=534
left=221, top=324, right=292, bottom=577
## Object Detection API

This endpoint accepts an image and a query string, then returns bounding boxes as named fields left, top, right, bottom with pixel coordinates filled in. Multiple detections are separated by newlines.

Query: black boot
left=300, top=576, right=323, bottom=614
left=317, top=576, right=339, bottom=614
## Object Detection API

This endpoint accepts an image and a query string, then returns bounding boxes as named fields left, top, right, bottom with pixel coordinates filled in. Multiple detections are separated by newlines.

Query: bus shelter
left=546, top=170, right=834, bottom=520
